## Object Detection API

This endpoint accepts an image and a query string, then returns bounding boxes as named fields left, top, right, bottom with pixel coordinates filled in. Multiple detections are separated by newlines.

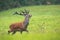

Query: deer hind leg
left=12, top=31, right=16, bottom=35
left=12, top=29, right=17, bottom=35
left=8, top=30, right=12, bottom=34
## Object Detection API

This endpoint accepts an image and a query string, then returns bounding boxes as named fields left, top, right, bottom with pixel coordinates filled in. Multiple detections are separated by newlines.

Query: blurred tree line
left=0, top=0, right=60, bottom=11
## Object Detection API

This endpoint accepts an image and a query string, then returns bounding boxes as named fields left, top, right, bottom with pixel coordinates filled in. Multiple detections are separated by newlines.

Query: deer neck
left=23, top=15, right=29, bottom=24
left=23, top=15, right=29, bottom=29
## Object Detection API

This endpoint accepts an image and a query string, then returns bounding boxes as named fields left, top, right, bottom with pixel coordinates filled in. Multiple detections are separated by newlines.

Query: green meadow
left=0, top=5, right=60, bottom=40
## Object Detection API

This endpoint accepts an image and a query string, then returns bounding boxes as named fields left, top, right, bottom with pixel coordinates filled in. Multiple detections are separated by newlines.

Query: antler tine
left=13, top=11, right=18, bottom=15
left=19, top=10, right=25, bottom=15
left=21, top=10, right=25, bottom=13
left=24, top=9, right=29, bottom=14
left=20, top=9, right=28, bottom=15
left=14, top=9, right=30, bottom=16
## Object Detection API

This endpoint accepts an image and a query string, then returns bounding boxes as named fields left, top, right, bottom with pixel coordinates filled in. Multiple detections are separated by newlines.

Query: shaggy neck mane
left=23, top=14, right=29, bottom=29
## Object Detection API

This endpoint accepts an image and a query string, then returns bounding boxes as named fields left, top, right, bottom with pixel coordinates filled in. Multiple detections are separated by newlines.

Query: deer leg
left=8, top=31, right=11, bottom=34
left=8, top=30, right=12, bottom=34
left=12, top=30, right=16, bottom=35
left=25, top=30, right=28, bottom=32
left=20, top=30, right=23, bottom=34
left=23, top=29, right=29, bottom=33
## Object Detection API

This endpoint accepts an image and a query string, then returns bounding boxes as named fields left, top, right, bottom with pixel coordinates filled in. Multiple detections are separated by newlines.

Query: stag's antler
left=24, top=9, right=29, bottom=14
left=13, top=9, right=30, bottom=16
left=19, top=9, right=30, bottom=16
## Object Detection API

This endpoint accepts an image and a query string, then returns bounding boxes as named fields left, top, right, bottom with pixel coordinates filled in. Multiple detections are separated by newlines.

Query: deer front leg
left=23, top=29, right=29, bottom=33
left=20, top=31, right=23, bottom=34
left=20, top=30, right=28, bottom=34
left=25, top=30, right=28, bottom=32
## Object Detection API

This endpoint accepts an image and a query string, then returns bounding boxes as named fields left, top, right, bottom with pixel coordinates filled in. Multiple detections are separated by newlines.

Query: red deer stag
left=8, top=9, right=32, bottom=34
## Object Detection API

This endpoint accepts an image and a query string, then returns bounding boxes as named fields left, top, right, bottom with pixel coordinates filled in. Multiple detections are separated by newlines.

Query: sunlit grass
left=0, top=5, right=60, bottom=40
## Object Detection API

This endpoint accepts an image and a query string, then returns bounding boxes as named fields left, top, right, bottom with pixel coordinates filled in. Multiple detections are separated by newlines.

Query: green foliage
left=0, top=0, right=60, bottom=11
left=0, top=5, right=60, bottom=40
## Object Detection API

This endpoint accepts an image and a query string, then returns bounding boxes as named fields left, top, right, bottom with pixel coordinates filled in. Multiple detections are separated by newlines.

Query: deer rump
left=10, top=22, right=25, bottom=31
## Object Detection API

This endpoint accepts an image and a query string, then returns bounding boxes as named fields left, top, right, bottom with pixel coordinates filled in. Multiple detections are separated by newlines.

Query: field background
left=0, top=5, right=60, bottom=40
